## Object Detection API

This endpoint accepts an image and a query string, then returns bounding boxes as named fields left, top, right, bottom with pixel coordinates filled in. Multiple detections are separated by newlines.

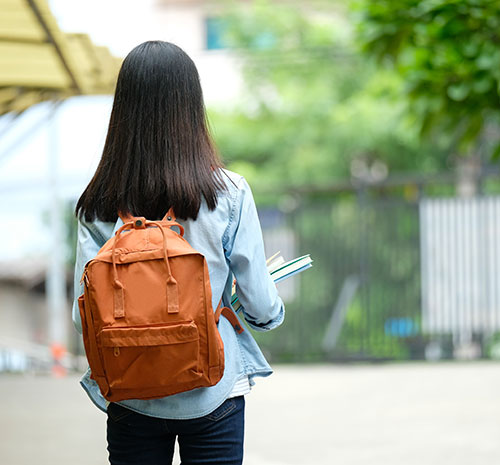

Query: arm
left=72, top=218, right=107, bottom=334
left=223, top=177, right=285, bottom=332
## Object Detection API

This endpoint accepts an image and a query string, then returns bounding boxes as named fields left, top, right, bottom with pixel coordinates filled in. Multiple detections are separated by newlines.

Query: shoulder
left=77, top=214, right=117, bottom=247
left=215, top=169, right=256, bottom=224
left=77, top=169, right=252, bottom=243
left=219, top=168, right=245, bottom=189
left=218, top=168, right=252, bottom=200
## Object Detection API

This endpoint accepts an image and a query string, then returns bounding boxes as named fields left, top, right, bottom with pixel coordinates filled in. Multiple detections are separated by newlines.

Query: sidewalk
left=1, top=362, right=499, bottom=465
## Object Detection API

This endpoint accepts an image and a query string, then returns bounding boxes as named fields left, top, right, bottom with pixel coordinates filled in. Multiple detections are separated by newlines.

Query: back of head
left=76, top=41, right=225, bottom=223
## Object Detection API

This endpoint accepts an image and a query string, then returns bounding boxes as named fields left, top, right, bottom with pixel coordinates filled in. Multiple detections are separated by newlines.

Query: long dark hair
left=75, top=41, right=226, bottom=222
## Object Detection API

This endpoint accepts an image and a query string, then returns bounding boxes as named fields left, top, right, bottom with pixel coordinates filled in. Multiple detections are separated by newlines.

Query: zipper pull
left=114, top=347, right=120, bottom=357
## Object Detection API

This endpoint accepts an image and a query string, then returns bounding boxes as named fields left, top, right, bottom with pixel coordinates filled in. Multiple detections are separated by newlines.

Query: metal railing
left=257, top=181, right=500, bottom=362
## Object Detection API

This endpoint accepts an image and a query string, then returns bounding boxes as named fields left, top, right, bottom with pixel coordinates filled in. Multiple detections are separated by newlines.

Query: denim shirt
left=72, top=169, right=285, bottom=419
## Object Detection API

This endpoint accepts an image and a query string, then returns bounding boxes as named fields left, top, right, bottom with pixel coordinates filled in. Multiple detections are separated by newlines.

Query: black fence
left=255, top=183, right=500, bottom=362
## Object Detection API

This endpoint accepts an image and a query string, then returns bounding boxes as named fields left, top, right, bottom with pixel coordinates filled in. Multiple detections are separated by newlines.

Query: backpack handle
left=118, top=208, right=176, bottom=223
left=163, top=220, right=184, bottom=237
left=111, top=220, right=180, bottom=318
left=119, top=208, right=184, bottom=236
left=147, top=220, right=179, bottom=315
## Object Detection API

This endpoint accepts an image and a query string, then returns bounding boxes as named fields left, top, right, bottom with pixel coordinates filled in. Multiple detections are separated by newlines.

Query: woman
left=73, top=41, right=285, bottom=465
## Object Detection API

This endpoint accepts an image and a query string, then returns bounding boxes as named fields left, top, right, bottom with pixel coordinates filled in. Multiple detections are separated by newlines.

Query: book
left=231, top=252, right=313, bottom=311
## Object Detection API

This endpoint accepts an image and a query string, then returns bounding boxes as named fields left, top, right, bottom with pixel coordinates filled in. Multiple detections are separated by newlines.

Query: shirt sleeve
left=72, top=218, right=108, bottom=334
left=223, top=177, right=285, bottom=332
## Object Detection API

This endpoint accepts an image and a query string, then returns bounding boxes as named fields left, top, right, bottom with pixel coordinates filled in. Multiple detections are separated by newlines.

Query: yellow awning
left=0, top=0, right=121, bottom=114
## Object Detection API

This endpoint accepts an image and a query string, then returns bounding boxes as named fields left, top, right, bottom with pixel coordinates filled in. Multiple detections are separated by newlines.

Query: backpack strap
left=215, top=304, right=244, bottom=334
left=118, top=211, right=134, bottom=223
left=119, top=211, right=184, bottom=237
left=161, top=208, right=176, bottom=222
left=119, top=207, right=176, bottom=223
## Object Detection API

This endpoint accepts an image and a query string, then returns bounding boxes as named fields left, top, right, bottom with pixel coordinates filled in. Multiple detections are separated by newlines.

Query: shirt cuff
left=242, top=304, right=285, bottom=332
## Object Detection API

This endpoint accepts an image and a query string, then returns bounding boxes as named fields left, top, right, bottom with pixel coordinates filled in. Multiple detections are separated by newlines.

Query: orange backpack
left=77, top=209, right=243, bottom=402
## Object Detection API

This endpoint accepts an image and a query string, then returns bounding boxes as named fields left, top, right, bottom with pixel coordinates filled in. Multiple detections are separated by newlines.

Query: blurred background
left=1, top=0, right=499, bottom=464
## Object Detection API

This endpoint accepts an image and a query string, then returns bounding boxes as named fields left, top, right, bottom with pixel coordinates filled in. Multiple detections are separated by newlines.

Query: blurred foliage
left=208, top=0, right=448, bottom=202
left=355, top=0, right=500, bottom=158
left=207, top=0, right=455, bottom=361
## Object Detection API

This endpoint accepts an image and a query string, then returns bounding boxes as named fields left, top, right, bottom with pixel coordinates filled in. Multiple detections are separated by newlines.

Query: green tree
left=208, top=0, right=448, bottom=201
left=355, top=0, right=500, bottom=158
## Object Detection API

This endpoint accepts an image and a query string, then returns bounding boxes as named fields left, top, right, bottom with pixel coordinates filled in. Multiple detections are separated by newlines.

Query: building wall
left=0, top=283, right=74, bottom=349
left=152, top=0, right=243, bottom=106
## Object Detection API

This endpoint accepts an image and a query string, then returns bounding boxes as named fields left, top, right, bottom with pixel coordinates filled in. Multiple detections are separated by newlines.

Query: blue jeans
left=106, top=396, right=245, bottom=465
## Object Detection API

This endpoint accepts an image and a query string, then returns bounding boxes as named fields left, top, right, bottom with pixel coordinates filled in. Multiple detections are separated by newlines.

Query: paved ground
left=0, top=362, right=499, bottom=465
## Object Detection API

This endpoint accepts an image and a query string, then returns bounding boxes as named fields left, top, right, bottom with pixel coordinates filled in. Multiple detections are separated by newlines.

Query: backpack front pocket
left=99, top=322, right=200, bottom=391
